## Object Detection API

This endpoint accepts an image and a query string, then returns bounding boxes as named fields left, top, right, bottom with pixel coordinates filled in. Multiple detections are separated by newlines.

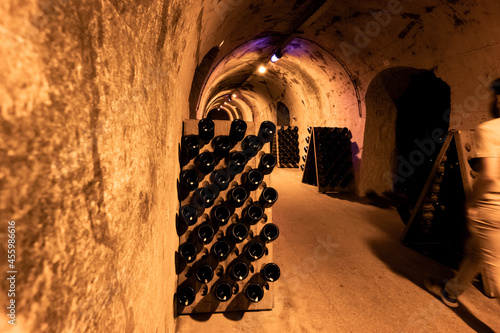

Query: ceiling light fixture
left=258, top=65, right=266, bottom=73
left=271, top=49, right=283, bottom=63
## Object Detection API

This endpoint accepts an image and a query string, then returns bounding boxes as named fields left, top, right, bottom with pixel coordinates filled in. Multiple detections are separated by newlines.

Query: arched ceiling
left=198, top=37, right=359, bottom=123
left=192, top=0, right=500, bottom=122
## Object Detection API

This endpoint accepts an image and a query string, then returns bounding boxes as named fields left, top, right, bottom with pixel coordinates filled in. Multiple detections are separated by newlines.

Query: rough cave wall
left=0, top=0, right=211, bottom=332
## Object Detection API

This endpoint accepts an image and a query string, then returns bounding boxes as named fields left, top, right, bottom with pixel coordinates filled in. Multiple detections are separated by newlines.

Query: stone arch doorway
left=361, top=67, right=450, bottom=211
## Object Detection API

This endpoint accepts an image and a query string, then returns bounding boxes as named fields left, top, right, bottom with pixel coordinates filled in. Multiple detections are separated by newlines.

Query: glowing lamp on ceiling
left=258, top=65, right=267, bottom=74
left=271, top=49, right=282, bottom=63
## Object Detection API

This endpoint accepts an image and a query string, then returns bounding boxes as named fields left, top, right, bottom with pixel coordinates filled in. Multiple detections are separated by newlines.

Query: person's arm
left=467, top=157, right=498, bottom=208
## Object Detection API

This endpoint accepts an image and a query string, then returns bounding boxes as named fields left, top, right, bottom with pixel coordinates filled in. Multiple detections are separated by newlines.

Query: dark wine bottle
left=228, top=186, right=248, bottom=208
left=227, top=152, right=247, bottom=176
left=300, top=164, right=305, bottom=171
left=180, top=169, right=199, bottom=192
left=229, top=222, right=249, bottom=243
left=241, top=135, right=262, bottom=158
left=258, top=154, right=276, bottom=175
left=307, top=127, right=312, bottom=133
left=211, top=205, right=231, bottom=226
left=211, top=169, right=231, bottom=191
left=258, top=121, right=276, bottom=144
left=229, top=119, right=247, bottom=144
left=305, top=136, right=310, bottom=144
left=195, top=264, right=214, bottom=284
left=198, top=118, right=215, bottom=143
left=214, top=282, right=232, bottom=302
left=244, top=204, right=264, bottom=225
left=182, top=135, right=200, bottom=160
left=245, top=241, right=265, bottom=261
left=177, top=285, right=196, bottom=306
left=196, top=151, right=216, bottom=175
left=261, top=263, right=281, bottom=282
left=213, top=240, right=231, bottom=261
left=260, top=223, right=279, bottom=242
left=259, top=187, right=278, bottom=208
left=197, top=223, right=215, bottom=244
left=192, top=186, right=217, bottom=209
left=179, top=242, right=197, bottom=263
left=213, top=135, right=231, bottom=158
left=180, top=204, right=198, bottom=226
left=245, top=283, right=264, bottom=303
left=304, top=146, right=308, bottom=153
left=231, top=262, right=249, bottom=281
left=243, top=169, right=263, bottom=191
left=302, top=155, right=306, bottom=162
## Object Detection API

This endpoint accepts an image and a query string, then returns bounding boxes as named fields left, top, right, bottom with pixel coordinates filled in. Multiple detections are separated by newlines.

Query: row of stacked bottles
left=176, top=118, right=281, bottom=314
left=276, top=126, right=299, bottom=168
left=301, top=127, right=355, bottom=192
left=316, top=127, right=354, bottom=189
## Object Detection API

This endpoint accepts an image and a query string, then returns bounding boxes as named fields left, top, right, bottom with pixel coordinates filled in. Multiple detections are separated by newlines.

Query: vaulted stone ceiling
left=193, top=0, right=499, bottom=122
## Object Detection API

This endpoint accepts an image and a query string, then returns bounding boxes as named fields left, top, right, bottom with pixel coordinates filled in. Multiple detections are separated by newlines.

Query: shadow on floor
left=365, top=211, right=495, bottom=332
left=325, top=191, right=388, bottom=207
left=326, top=191, right=407, bottom=210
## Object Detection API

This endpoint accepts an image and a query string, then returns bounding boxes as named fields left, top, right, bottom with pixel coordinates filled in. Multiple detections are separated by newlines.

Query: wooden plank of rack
left=400, top=131, right=454, bottom=244
left=301, top=128, right=317, bottom=186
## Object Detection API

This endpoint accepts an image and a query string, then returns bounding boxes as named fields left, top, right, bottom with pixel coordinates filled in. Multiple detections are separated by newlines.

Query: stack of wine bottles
left=176, top=118, right=281, bottom=314
left=401, top=132, right=467, bottom=250
left=301, top=127, right=355, bottom=192
left=277, top=126, right=299, bottom=168
left=271, top=130, right=278, bottom=163
left=414, top=156, right=447, bottom=235
left=316, top=127, right=354, bottom=190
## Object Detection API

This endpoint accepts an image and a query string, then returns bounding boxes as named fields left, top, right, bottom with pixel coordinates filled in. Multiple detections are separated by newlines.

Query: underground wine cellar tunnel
left=2, top=0, right=500, bottom=332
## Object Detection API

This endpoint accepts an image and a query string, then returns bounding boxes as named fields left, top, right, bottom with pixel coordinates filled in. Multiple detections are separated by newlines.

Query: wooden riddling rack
left=401, top=129, right=497, bottom=297
left=176, top=120, right=276, bottom=314
left=301, top=127, right=355, bottom=193
left=276, top=126, right=299, bottom=168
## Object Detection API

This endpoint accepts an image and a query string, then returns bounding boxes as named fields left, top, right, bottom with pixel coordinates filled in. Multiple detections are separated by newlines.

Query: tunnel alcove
left=361, top=67, right=450, bottom=200
left=394, top=71, right=451, bottom=205
left=276, top=102, right=290, bottom=126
